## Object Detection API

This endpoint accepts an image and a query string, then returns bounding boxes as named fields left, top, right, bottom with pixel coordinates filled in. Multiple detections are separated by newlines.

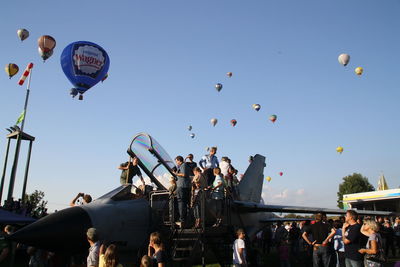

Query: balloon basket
left=78, top=95, right=83, bottom=100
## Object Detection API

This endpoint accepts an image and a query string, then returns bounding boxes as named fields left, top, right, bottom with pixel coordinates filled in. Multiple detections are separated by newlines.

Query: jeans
left=345, top=258, right=363, bottom=267
left=176, top=187, right=190, bottom=222
left=193, top=203, right=200, bottom=219
left=312, top=246, right=330, bottom=267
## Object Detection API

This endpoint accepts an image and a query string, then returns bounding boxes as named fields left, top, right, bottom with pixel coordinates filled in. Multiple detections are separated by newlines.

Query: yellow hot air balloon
left=266, top=176, right=272, bottom=182
left=5, top=63, right=19, bottom=79
left=336, top=146, right=344, bottom=154
left=355, top=67, right=363, bottom=76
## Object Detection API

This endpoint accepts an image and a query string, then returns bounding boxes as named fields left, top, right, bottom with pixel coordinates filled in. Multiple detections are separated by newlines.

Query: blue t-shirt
left=176, top=163, right=191, bottom=188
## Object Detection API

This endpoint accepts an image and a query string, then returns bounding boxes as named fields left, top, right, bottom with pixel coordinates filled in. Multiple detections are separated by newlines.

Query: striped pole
left=18, top=63, right=33, bottom=86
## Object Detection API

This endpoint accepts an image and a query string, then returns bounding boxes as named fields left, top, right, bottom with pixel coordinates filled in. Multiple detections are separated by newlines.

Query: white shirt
left=233, top=238, right=246, bottom=264
left=219, top=161, right=230, bottom=177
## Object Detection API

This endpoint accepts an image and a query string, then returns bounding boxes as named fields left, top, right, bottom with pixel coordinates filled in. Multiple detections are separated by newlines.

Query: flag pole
left=7, top=64, right=33, bottom=202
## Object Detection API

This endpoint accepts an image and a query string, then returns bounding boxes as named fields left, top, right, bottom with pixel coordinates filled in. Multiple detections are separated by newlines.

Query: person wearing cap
left=86, top=228, right=100, bottom=267
left=70, top=193, right=92, bottom=207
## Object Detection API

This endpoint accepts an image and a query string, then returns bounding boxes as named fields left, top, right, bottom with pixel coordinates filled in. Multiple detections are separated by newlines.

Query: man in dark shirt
left=342, top=210, right=363, bottom=267
left=185, top=154, right=197, bottom=173
left=173, top=156, right=192, bottom=227
left=302, top=213, right=335, bottom=267
left=118, top=156, right=145, bottom=185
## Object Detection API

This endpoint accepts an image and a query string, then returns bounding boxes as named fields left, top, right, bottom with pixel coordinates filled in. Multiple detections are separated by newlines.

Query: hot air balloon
left=5, top=64, right=19, bottom=79
left=336, top=146, right=344, bottom=154
left=227, top=72, right=233, bottom=78
left=38, top=47, right=54, bottom=62
left=38, top=35, right=56, bottom=53
left=252, top=104, right=261, bottom=111
left=190, top=133, right=195, bottom=139
left=279, top=172, right=283, bottom=176
left=17, top=29, right=29, bottom=41
left=215, top=83, right=223, bottom=92
left=269, top=114, right=277, bottom=123
left=101, top=73, right=108, bottom=82
left=355, top=67, right=363, bottom=76
left=230, top=119, right=237, bottom=127
left=60, top=41, right=110, bottom=100
left=210, top=118, right=218, bottom=127
left=266, top=176, right=272, bottom=182
left=188, top=125, right=192, bottom=131
left=338, top=54, right=350, bottom=66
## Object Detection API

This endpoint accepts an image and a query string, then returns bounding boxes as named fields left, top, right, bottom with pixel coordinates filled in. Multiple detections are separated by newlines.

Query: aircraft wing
left=234, top=201, right=397, bottom=216
left=259, top=217, right=312, bottom=223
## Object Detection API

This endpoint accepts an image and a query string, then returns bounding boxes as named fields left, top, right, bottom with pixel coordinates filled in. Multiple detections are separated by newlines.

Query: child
left=168, top=177, right=177, bottom=223
left=233, top=229, right=247, bottom=267
left=191, top=181, right=202, bottom=228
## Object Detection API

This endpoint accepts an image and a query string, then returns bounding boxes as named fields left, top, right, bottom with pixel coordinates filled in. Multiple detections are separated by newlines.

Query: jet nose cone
left=9, top=206, right=92, bottom=252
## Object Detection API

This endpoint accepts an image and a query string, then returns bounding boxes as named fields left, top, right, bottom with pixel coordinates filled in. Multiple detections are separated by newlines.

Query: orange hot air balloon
left=38, top=35, right=56, bottom=53
left=230, top=119, right=237, bottom=127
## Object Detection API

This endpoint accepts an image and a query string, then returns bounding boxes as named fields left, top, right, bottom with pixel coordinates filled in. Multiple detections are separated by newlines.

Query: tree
left=337, top=173, right=374, bottom=208
left=24, top=190, right=48, bottom=218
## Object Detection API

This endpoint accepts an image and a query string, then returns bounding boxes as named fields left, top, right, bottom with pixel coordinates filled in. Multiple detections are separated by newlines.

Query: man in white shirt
left=233, top=228, right=247, bottom=267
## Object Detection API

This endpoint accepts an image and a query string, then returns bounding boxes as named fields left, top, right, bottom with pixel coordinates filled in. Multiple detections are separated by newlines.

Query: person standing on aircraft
left=302, top=213, right=335, bottom=267
left=118, top=157, right=145, bottom=185
left=342, top=210, right=363, bottom=267
left=86, top=228, right=100, bottom=267
left=191, top=180, right=203, bottom=228
left=185, top=154, right=197, bottom=173
left=173, top=156, right=192, bottom=227
left=192, top=167, right=207, bottom=189
left=233, top=228, right=248, bottom=267
left=70, top=192, right=92, bottom=207
left=168, top=177, right=177, bottom=223
left=199, top=147, right=219, bottom=186
left=211, top=167, right=224, bottom=227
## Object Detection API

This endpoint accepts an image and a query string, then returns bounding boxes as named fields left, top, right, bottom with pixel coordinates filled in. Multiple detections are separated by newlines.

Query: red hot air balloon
left=230, top=119, right=237, bottom=127
left=279, top=172, right=283, bottom=176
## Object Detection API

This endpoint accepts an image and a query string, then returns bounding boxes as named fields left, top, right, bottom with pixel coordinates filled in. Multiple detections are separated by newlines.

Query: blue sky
left=1, top=0, right=399, bottom=212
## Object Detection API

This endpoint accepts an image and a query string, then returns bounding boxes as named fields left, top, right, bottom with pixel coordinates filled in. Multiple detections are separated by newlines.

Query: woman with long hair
left=148, top=232, right=167, bottom=267
left=99, top=244, right=123, bottom=267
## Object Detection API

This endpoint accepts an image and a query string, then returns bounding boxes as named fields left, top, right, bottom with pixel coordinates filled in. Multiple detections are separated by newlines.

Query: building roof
left=343, top=188, right=400, bottom=203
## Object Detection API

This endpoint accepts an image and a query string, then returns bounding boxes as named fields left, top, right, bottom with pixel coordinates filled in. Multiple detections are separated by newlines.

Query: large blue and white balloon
left=61, top=41, right=110, bottom=100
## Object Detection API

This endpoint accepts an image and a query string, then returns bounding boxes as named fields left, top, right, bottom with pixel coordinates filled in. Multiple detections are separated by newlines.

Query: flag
left=16, top=110, right=25, bottom=125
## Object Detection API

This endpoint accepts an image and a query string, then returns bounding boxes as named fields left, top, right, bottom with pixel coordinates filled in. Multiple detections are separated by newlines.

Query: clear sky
left=1, top=0, right=399, bottom=212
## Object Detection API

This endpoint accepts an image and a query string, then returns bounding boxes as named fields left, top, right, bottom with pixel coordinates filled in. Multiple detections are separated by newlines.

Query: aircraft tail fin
left=237, top=154, right=266, bottom=203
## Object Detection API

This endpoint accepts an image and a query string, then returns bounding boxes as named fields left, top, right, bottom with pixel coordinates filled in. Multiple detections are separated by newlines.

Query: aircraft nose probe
left=8, top=206, right=92, bottom=252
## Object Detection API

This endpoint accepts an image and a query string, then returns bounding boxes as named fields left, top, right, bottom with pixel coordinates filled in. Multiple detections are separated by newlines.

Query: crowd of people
left=251, top=212, right=400, bottom=267
left=119, top=147, right=241, bottom=229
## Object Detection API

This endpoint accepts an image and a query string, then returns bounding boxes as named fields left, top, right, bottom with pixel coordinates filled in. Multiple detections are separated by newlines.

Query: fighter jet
left=9, top=133, right=396, bottom=264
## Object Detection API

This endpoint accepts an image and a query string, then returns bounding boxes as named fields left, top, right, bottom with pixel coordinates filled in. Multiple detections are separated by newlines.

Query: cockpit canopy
left=127, top=133, right=176, bottom=190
